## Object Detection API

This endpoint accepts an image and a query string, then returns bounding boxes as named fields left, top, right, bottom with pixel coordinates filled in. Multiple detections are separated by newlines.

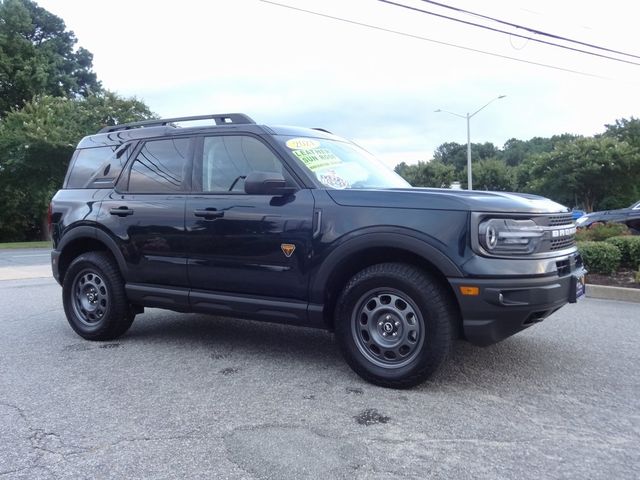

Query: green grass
left=0, top=241, right=51, bottom=249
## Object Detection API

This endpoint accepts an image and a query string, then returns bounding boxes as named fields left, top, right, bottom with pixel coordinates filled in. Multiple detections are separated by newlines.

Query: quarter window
left=66, top=146, right=117, bottom=188
left=128, top=138, right=189, bottom=193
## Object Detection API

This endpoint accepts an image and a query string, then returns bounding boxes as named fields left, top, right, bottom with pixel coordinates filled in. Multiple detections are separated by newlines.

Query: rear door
left=185, top=134, right=314, bottom=300
left=98, top=136, right=193, bottom=287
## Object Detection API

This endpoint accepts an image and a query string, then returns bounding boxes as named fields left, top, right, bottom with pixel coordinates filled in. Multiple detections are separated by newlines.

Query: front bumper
left=449, top=260, right=586, bottom=346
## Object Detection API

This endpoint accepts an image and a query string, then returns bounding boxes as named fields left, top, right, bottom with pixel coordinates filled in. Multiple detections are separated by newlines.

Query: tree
left=433, top=141, right=499, bottom=172
left=462, top=157, right=515, bottom=191
left=395, top=160, right=457, bottom=188
left=0, top=93, right=154, bottom=241
left=520, top=137, right=640, bottom=212
left=604, top=117, right=640, bottom=148
left=0, top=0, right=100, bottom=117
left=501, top=134, right=578, bottom=167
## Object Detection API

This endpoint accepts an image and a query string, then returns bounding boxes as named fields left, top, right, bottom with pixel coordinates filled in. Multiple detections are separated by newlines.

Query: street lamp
left=435, top=95, right=506, bottom=190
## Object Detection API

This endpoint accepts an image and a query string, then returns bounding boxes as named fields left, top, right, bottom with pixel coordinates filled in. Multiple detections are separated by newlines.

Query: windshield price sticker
left=318, top=170, right=350, bottom=189
left=292, top=148, right=342, bottom=171
left=285, top=138, right=321, bottom=150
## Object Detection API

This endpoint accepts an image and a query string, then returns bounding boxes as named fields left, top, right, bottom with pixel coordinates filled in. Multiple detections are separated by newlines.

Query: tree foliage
left=396, top=124, right=640, bottom=212
left=433, top=141, right=498, bottom=171
left=0, top=0, right=100, bottom=117
left=520, top=136, right=640, bottom=212
left=0, top=93, right=153, bottom=241
left=395, top=160, right=456, bottom=188
left=464, top=158, right=514, bottom=191
left=604, top=117, right=640, bottom=147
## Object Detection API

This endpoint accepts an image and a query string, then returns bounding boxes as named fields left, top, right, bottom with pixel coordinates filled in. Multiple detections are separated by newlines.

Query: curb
left=586, top=284, right=640, bottom=303
left=0, top=265, right=52, bottom=281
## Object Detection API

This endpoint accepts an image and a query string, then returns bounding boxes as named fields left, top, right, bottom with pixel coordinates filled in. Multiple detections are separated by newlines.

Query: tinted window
left=201, top=136, right=283, bottom=192
left=66, top=146, right=117, bottom=188
left=128, top=138, right=189, bottom=193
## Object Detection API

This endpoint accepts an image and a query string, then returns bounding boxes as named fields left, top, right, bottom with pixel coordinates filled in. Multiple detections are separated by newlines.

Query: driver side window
left=201, top=136, right=283, bottom=192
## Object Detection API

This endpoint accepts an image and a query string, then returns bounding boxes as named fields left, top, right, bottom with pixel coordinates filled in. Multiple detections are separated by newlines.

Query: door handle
left=193, top=208, right=224, bottom=219
left=109, top=206, right=134, bottom=217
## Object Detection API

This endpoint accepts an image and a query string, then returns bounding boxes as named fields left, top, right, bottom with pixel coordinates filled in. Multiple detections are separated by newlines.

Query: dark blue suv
left=50, top=113, right=586, bottom=388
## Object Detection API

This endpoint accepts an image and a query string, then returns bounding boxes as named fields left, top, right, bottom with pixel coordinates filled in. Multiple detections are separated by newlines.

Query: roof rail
left=312, top=127, right=333, bottom=134
left=98, top=113, right=256, bottom=133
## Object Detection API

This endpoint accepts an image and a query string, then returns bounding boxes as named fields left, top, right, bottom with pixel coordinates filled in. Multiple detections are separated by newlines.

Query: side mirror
left=244, top=171, right=297, bottom=196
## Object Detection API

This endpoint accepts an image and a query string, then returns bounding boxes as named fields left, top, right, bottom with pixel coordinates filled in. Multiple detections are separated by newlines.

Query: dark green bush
left=605, top=236, right=640, bottom=268
left=575, top=222, right=630, bottom=242
left=577, top=241, right=621, bottom=274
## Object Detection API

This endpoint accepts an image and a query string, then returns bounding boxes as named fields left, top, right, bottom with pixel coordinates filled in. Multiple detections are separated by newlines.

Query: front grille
left=556, top=258, right=571, bottom=276
left=548, top=214, right=574, bottom=226
left=551, top=236, right=576, bottom=251
left=530, top=213, right=577, bottom=253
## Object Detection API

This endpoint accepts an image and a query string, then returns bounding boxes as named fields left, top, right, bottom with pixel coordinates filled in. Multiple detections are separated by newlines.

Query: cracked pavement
left=0, top=275, right=638, bottom=479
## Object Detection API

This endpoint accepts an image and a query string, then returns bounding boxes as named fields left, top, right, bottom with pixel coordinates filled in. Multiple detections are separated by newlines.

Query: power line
left=418, top=0, right=640, bottom=61
left=378, top=0, right=640, bottom=66
left=259, top=1, right=609, bottom=79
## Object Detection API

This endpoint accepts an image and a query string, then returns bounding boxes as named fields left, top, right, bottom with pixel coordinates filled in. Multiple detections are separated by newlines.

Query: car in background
left=575, top=200, right=640, bottom=233
left=571, top=209, right=585, bottom=221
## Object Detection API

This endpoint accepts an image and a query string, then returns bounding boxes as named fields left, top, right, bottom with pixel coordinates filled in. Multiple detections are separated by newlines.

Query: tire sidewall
left=336, top=268, right=450, bottom=385
left=63, top=255, right=118, bottom=339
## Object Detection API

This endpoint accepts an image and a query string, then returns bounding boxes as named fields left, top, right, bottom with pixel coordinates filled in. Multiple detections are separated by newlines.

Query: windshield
left=280, top=136, right=410, bottom=189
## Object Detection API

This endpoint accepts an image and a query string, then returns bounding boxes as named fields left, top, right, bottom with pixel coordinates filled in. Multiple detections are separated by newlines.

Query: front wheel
left=335, top=263, right=457, bottom=388
left=62, top=252, right=135, bottom=340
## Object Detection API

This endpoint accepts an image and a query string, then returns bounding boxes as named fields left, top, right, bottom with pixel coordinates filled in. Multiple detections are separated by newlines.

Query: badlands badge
left=281, top=243, right=296, bottom=258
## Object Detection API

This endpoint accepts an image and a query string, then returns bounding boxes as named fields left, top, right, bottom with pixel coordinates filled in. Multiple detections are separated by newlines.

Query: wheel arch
left=310, top=231, right=463, bottom=330
left=57, top=226, right=128, bottom=283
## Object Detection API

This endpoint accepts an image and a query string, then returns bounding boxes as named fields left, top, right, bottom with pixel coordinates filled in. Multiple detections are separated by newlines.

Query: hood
left=326, top=187, right=569, bottom=214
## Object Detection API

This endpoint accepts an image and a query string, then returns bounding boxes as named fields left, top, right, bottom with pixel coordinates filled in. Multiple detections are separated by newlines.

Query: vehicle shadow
left=125, top=310, right=342, bottom=367
left=124, top=310, right=578, bottom=391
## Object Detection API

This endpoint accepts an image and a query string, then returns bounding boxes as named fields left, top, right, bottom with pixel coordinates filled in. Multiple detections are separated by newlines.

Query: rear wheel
left=335, top=263, right=456, bottom=388
left=62, top=252, right=135, bottom=340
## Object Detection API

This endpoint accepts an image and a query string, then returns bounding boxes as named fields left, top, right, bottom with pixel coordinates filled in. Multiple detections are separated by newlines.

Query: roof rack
left=98, top=113, right=256, bottom=133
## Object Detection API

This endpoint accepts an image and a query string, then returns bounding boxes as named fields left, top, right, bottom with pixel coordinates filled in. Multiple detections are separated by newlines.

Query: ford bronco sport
left=50, top=113, right=586, bottom=388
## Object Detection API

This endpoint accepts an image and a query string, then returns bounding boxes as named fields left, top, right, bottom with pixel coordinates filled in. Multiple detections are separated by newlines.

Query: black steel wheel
left=62, top=252, right=134, bottom=340
left=71, top=269, right=110, bottom=326
left=336, top=263, right=457, bottom=388
left=352, top=289, right=425, bottom=369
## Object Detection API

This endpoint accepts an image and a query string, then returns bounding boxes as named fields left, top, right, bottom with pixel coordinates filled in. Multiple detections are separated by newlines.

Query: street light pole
left=435, top=95, right=506, bottom=191
left=466, top=113, right=471, bottom=190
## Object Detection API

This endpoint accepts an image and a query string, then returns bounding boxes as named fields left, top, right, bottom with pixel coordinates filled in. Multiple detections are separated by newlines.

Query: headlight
left=575, top=216, right=588, bottom=225
left=478, top=218, right=544, bottom=254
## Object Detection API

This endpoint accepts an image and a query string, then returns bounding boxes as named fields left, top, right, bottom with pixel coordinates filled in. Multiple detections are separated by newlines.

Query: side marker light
left=459, top=286, right=480, bottom=296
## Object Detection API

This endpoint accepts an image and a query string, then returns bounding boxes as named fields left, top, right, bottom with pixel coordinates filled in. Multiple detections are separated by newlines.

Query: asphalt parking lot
left=0, top=251, right=638, bottom=479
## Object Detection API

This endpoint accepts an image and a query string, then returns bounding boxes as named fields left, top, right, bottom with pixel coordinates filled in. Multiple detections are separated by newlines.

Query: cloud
left=38, top=0, right=640, bottom=167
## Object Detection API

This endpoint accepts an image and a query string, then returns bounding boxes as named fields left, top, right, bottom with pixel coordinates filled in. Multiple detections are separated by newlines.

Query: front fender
left=308, top=228, right=463, bottom=304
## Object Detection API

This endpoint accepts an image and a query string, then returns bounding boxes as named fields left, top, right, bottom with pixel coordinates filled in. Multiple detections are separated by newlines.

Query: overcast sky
left=38, top=0, right=640, bottom=167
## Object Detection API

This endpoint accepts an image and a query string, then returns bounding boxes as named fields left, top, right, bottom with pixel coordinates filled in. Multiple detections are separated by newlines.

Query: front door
left=185, top=134, right=314, bottom=300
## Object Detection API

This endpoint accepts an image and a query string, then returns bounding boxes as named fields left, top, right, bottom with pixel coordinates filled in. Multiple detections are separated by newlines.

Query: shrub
left=577, top=241, right=621, bottom=274
left=606, top=236, right=640, bottom=268
left=575, top=222, right=630, bottom=242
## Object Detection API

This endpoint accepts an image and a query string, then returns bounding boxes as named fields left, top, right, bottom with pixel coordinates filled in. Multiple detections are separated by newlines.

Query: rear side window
left=66, top=146, right=118, bottom=188
left=127, top=138, right=190, bottom=193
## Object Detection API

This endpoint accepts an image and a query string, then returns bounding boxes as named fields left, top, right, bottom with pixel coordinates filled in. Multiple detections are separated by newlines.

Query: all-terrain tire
left=335, top=263, right=457, bottom=388
left=62, top=252, right=135, bottom=340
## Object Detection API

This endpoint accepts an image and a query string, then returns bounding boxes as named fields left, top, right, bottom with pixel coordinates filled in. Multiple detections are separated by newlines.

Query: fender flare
left=309, top=229, right=463, bottom=304
left=57, top=225, right=129, bottom=279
